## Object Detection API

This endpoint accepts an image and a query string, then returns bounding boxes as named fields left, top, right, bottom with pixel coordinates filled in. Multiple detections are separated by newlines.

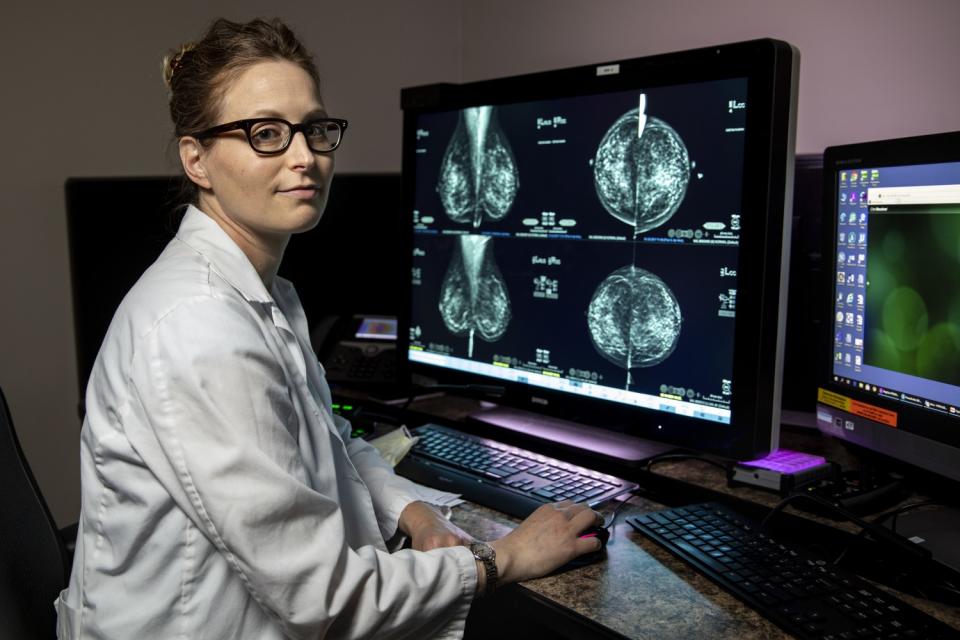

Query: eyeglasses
left=193, top=117, right=348, bottom=154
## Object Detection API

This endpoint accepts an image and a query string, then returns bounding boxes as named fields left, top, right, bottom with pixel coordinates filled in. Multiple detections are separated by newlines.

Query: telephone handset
left=312, top=315, right=398, bottom=387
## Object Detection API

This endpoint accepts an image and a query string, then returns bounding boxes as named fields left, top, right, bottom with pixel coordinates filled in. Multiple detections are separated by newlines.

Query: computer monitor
left=782, top=154, right=825, bottom=417
left=66, top=173, right=402, bottom=404
left=816, top=131, right=960, bottom=484
left=398, top=39, right=799, bottom=461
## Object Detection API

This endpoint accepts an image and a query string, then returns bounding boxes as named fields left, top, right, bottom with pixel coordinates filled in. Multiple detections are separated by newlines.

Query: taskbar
left=832, top=375, right=960, bottom=419
left=410, top=348, right=731, bottom=424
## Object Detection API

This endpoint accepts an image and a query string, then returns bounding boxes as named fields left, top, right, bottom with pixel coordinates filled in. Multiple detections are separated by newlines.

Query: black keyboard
left=396, top=423, right=637, bottom=519
left=628, top=502, right=960, bottom=640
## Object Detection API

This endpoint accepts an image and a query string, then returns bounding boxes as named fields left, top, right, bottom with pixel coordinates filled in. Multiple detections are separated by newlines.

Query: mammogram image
left=437, top=106, right=519, bottom=228
left=594, top=95, right=690, bottom=234
left=438, top=234, right=512, bottom=357
left=587, top=265, right=682, bottom=374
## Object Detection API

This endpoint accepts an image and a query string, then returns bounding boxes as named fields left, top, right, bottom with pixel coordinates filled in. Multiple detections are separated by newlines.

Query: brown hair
left=162, top=17, right=321, bottom=138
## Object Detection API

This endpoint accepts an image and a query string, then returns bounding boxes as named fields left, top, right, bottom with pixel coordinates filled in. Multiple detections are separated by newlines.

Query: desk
left=378, top=394, right=960, bottom=638
left=450, top=495, right=960, bottom=639
left=454, top=497, right=792, bottom=639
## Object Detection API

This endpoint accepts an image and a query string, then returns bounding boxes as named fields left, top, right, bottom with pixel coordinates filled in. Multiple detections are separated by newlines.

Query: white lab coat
left=56, top=205, right=477, bottom=639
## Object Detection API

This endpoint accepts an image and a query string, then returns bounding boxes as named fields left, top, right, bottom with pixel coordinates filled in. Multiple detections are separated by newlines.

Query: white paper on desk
left=370, top=425, right=419, bottom=466
left=407, top=483, right=464, bottom=511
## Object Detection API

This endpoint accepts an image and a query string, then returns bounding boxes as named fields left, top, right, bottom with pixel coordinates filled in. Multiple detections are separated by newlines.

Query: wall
left=3, top=0, right=960, bottom=527
left=460, top=0, right=960, bottom=154
left=0, top=0, right=461, bottom=526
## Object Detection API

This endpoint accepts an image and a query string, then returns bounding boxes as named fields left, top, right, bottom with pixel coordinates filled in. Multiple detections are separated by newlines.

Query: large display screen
left=406, top=78, right=752, bottom=425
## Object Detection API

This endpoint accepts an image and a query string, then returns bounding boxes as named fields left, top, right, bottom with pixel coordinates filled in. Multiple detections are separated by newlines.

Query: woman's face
left=187, top=59, right=334, bottom=248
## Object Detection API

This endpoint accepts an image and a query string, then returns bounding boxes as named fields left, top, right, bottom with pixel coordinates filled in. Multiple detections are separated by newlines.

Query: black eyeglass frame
left=192, top=117, right=349, bottom=154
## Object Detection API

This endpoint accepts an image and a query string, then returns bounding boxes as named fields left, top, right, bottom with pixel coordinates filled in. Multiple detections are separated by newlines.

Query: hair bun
left=162, top=42, right=196, bottom=90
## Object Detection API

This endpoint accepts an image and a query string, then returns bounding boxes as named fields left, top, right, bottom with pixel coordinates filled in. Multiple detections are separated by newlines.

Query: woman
left=56, top=18, right=602, bottom=639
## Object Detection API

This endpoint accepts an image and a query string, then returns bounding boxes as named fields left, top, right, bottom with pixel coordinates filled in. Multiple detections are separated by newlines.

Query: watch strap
left=468, top=541, right=498, bottom=596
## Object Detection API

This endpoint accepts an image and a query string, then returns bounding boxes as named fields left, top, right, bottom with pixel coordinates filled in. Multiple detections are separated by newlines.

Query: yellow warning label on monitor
left=818, top=388, right=898, bottom=428
left=817, top=388, right=850, bottom=411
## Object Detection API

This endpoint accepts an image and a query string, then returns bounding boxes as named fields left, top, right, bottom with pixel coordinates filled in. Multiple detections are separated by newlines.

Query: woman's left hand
left=398, top=501, right=474, bottom=551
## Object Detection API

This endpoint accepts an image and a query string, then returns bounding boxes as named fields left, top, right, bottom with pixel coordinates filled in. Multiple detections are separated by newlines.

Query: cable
left=829, top=499, right=960, bottom=605
left=832, top=499, right=942, bottom=565
left=603, top=489, right=637, bottom=530
left=884, top=499, right=940, bottom=533
left=754, top=493, right=931, bottom=566
left=643, top=452, right=731, bottom=475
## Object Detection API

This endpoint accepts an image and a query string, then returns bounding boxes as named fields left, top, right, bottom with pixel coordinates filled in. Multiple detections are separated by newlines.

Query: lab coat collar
left=177, top=205, right=274, bottom=305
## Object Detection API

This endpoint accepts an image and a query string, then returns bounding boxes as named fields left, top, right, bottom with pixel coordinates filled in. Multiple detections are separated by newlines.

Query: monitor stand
left=466, top=405, right=675, bottom=465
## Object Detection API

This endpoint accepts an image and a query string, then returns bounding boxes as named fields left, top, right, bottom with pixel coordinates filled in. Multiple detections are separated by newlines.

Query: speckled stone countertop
left=452, top=497, right=791, bottom=639
left=451, top=495, right=960, bottom=638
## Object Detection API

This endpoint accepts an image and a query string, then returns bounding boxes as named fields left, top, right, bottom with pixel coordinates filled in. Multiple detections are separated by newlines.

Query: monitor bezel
left=818, top=131, right=960, bottom=476
left=398, top=39, right=798, bottom=460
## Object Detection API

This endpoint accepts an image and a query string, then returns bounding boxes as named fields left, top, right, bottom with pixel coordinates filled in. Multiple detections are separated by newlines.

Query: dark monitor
left=782, top=154, right=825, bottom=415
left=399, top=39, right=799, bottom=461
left=65, top=176, right=182, bottom=402
left=65, top=173, right=401, bottom=402
left=817, top=131, right=960, bottom=484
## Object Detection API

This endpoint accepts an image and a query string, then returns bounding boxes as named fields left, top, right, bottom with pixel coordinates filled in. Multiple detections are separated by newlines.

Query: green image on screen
left=865, top=204, right=960, bottom=387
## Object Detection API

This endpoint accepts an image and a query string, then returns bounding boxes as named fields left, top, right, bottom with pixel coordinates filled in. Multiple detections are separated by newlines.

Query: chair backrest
left=0, top=386, right=70, bottom=639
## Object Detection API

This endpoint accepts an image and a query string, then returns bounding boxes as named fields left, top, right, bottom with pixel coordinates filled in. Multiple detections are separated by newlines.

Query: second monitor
left=399, top=39, right=799, bottom=461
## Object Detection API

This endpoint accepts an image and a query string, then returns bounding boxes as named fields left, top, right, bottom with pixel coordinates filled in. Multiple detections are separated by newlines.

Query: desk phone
left=316, top=315, right=398, bottom=387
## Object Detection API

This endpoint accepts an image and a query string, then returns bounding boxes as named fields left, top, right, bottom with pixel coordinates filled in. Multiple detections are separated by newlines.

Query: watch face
left=470, top=542, right=494, bottom=561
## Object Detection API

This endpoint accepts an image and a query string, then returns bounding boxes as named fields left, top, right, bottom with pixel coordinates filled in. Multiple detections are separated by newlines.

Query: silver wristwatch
left=468, top=541, right=498, bottom=596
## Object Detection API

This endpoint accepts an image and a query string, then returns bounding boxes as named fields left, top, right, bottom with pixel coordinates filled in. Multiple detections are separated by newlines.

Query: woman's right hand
left=488, top=501, right=604, bottom=585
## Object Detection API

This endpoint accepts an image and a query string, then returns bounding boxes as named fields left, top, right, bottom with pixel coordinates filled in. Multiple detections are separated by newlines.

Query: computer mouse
left=580, top=525, right=610, bottom=548
left=557, top=526, right=610, bottom=571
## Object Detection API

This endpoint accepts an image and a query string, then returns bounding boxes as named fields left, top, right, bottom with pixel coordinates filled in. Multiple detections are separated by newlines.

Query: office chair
left=0, top=385, right=71, bottom=639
